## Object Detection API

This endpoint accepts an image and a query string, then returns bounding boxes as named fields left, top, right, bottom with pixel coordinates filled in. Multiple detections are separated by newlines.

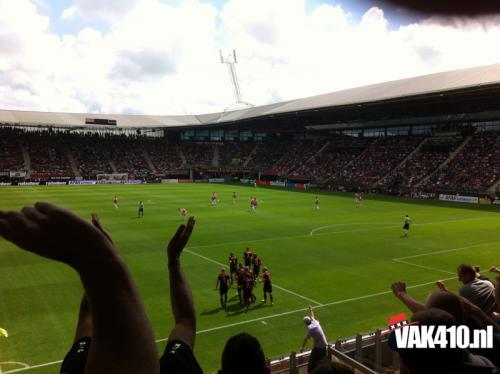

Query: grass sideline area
left=0, top=183, right=499, bottom=373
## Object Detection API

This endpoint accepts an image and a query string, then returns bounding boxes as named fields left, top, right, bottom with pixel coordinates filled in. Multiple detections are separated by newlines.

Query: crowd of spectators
left=0, top=128, right=25, bottom=174
left=248, top=140, right=298, bottom=173
left=337, top=137, right=422, bottom=188
left=426, top=132, right=500, bottom=192
left=24, top=131, right=74, bottom=179
left=293, top=137, right=373, bottom=180
left=217, top=142, right=255, bottom=167
left=147, top=141, right=183, bottom=174
left=182, top=143, right=215, bottom=168
left=68, top=134, right=114, bottom=177
left=110, top=136, right=153, bottom=179
left=0, top=129, right=499, bottom=192
left=384, top=136, right=463, bottom=189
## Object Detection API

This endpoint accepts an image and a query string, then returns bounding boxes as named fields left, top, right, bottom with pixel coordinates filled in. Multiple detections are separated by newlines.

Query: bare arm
left=308, top=305, right=315, bottom=320
left=391, top=282, right=426, bottom=313
left=300, top=337, right=309, bottom=352
left=167, top=217, right=197, bottom=349
left=0, top=204, right=159, bottom=374
left=459, top=294, right=500, bottom=333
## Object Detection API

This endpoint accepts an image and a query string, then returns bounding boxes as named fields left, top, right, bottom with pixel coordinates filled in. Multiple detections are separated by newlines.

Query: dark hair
left=457, top=264, right=476, bottom=278
left=426, top=291, right=464, bottom=324
left=221, top=333, right=267, bottom=374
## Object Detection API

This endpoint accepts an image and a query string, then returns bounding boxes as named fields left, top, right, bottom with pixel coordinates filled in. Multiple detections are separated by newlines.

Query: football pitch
left=0, top=183, right=499, bottom=373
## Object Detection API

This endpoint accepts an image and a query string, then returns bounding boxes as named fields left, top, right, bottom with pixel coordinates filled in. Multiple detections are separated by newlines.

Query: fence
left=269, top=328, right=400, bottom=373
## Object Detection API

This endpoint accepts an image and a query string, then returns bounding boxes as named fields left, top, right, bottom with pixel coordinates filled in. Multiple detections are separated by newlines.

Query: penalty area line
left=393, top=241, right=500, bottom=261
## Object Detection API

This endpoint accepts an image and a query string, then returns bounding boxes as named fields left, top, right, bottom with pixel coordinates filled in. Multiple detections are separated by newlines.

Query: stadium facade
left=1, top=63, right=500, bottom=201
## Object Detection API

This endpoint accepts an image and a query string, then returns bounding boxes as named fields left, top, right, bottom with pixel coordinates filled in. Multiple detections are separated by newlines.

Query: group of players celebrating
left=216, top=248, right=273, bottom=312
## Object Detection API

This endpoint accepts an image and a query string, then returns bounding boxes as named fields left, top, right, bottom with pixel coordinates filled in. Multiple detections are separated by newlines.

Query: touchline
left=395, top=325, right=494, bottom=349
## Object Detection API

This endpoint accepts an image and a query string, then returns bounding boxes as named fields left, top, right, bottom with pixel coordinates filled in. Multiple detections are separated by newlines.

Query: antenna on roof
left=219, top=49, right=254, bottom=112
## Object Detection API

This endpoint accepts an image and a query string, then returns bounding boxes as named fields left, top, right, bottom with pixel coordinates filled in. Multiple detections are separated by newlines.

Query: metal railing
left=269, top=328, right=400, bottom=374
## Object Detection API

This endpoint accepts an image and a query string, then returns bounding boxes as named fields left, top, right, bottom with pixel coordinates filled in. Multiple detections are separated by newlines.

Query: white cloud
left=61, top=0, right=137, bottom=22
left=2, top=0, right=500, bottom=115
left=61, top=5, right=78, bottom=20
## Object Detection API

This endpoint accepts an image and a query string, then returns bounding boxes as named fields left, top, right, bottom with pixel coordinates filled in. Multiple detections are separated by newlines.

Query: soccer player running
left=402, top=214, right=412, bottom=237
left=232, top=191, right=238, bottom=204
left=216, top=268, right=230, bottom=309
left=261, top=267, right=273, bottom=305
left=138, top=201, right=144, bottom=218
left=314, top=196, right=320, bottom=210
left=229, top=252, right=238, bottom=284
left=113, top=195, right=119, bottom=209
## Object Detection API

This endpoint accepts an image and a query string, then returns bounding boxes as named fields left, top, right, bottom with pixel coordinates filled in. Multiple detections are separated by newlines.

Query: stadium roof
left=2, top=63, right=500, bottom=129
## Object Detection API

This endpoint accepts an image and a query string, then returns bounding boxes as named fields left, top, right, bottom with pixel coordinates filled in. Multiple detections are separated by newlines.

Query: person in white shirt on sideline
left=300, top=306, right=329, bottom=373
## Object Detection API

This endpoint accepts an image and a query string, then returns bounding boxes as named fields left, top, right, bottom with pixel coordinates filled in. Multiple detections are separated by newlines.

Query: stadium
left=0, top=57, right=500, bottom=373
left=3, top=0, right=500, bottom=370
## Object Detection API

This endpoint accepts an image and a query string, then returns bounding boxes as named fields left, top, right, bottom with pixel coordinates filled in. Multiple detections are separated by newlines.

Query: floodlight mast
left=219, top=49, right=254, bottom=111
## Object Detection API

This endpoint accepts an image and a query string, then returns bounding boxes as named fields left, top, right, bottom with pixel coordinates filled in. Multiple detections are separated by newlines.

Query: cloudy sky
left=1, top=0, right=500, bottom=115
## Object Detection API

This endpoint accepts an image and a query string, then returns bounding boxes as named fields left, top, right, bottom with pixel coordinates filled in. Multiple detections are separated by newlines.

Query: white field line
left=309, top=216, right=490, bottom=236
left=2, top=361, right=62, bottom=373
left=393, top=241, right=500, bottom=261
left=309, top=222, right=398, bottom=236
left=3, top=276, right=457, bottom=373
left=391, top=241, right=500, bottom=276
left=180, top=217, right=491, bottom=252
left=176, top=276, right=457, bottom=338
left=185, top=249, right=324, bottom=306
left=392, top=259, right=456, bottom=275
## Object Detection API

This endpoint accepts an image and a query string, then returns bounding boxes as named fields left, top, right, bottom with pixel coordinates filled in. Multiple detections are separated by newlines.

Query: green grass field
left=0, top=183, right=499, bottom=373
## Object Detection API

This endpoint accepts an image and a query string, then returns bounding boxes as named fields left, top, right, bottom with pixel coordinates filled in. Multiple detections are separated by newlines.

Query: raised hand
left=391, top=281, right=407, bottom=298
left=167, top=216, right=195, bottom=261
left=489, top=266, right=500, bottom=274
left=436, top=280, right=448, bottom=292
left=0, top=203, right=115, bottom=270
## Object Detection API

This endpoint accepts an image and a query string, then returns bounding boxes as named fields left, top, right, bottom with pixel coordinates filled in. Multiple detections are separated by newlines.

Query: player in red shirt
left=228, top=252, right=238, bottom=284
left=262, top=267, right=273, bottom=305
left=216, top=268, right=230, bottom=309
left=242, top=266, right=255, bottom=311
left=243, top=247, right=253, bottom=267
left=113, top=195, right=119, bottom=209
left=211, top=192, right=218, bottom=207
left=236, top=264, right=244, bottom=303
left=252, top=254, right=262, bottom=283
left=232, top=191, right=238, bottom=204
left=250, top=197, right=257, bottom=213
